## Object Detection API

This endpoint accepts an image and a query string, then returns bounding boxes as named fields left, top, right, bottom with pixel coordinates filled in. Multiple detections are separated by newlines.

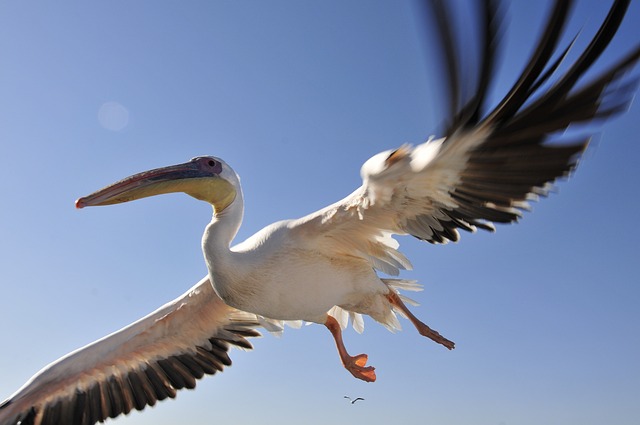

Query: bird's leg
left=387, top=291, right=455, bottom=350
left=324, top=315, right=376, bottom=382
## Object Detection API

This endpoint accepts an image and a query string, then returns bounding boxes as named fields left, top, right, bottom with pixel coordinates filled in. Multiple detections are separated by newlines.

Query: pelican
left=2, top=1, right=639, bottom=424
left=344, top=396, right=365, bottom=404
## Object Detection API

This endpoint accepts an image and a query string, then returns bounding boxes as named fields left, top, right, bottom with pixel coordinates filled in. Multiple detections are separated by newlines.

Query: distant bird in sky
left=344, top=396, right=365, bottom=404
left=1, top=1, right=639, bottom=425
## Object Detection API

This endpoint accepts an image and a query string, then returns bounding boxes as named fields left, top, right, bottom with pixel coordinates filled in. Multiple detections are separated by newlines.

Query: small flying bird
left=344, top=396, right=365, bottom=404
left=2, top=1, right=639, bottom=425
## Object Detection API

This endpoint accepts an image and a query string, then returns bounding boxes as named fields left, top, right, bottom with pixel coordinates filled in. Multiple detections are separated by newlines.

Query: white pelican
left=2, top=0, right=639, bottom=424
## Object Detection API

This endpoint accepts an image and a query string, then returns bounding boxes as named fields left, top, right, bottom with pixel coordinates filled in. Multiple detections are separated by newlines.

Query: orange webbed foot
left=344, top=353, right=376, bottom=382
left=416, top=324, right=456, bottom=350
left=324, top=315, right=377, bottom=382
left=387, top=292, right=456, bottom=350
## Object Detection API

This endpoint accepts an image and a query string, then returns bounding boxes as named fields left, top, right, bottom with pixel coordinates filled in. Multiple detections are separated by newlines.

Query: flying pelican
left=344, top=396, right=365, bottom=404
left=2, top=1, right=639, bottom=424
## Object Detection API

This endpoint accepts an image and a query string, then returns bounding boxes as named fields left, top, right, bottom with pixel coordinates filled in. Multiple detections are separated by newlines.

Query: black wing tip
left=2, top=322, right=261, bottom=425
left=428, top=0, right=639, bottom=136
left=421, top=0, right=504, bottom=135
left=492, top=0, right=638, bottom=130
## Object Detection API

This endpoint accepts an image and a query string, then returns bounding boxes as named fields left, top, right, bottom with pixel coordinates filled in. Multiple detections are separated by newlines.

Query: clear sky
left=1, top=1, right=639, bottom=424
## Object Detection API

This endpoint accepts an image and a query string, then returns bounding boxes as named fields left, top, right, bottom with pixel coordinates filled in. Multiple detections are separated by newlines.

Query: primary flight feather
left=1, top=1, right=639, bottom=424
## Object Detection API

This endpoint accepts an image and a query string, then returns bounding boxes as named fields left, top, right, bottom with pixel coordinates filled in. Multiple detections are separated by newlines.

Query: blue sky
left=1, top=1, right=639, bottom=424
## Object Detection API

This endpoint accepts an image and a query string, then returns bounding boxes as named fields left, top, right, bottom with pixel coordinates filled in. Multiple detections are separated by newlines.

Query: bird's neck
left=202, top=188, right=244, bottom=259
left=201, top=191, right=247, bottom=308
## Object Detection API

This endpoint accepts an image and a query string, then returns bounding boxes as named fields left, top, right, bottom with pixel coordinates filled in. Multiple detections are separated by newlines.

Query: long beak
left=75, top=161, right=208, bottom=209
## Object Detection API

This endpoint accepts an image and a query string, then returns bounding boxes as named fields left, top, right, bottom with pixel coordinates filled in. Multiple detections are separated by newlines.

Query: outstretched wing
left=292, top=0, right=640, bottom=275
left=0, top=278, right=260, bottom=425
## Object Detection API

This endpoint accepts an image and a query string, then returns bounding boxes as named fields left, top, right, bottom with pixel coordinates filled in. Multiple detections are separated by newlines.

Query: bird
left=344, top=396, right=365, bottom=404
left=1, top=1, right=639, bottom=424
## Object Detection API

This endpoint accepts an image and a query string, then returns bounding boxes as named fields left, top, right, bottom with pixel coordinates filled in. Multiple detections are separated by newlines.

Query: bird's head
left=76, top=156, right=240, bottom=215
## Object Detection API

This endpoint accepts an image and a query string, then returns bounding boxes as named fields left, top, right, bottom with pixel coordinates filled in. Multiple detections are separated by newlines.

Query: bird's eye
left=207, top=159, right=216, bottom=167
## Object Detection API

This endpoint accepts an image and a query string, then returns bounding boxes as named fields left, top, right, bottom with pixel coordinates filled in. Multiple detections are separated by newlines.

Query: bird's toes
left=416, top=323, right=456, bottom=350
left=358, top=367, right=376, bottom=382
left=346, top=354, right=376, bottom=382
left=353, top=353, right=368, bottom=367
left=348, top=365, right=376, bottom=383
